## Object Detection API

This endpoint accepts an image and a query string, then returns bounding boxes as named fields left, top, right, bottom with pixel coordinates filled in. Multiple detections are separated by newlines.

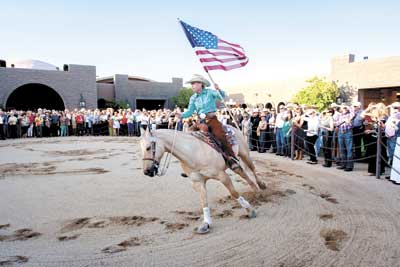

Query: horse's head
left=140, top=127, right=165, bottom=177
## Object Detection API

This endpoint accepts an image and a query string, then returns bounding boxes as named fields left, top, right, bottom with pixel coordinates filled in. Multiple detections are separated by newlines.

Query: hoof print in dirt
left=0, top=255, right=29, bottom=265
left=173, top=210, right=201, bottom=221
left=214, top=209, right=234, bottom=218
left=318, top=213, right=334, bottom=221
left=320, top=229, right=348, bottom=251
left=165, top=222, right=189, bottom=233
left=0, top=224, right=10, bottom=230
left=0, top=228, right=41, bottom=242
left=57, top=234, right=80, bottom=241
left=284, top=189, right=296, bottom=195
left=102, top=237, right=143, bottom=254
left=61, top=218, right=91, bottom=233
left=319, top=193, right=339, bottom=204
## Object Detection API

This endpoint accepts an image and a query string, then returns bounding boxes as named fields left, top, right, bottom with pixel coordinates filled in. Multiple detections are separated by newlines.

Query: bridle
left=142, top=122, right=179, bottom=177
left=142, top=136, right=160, bottom=176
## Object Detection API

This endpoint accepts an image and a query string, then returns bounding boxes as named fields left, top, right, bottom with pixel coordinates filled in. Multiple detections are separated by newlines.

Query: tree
left=291, top=77, right=339, bottom=111
left=172, top=87, right=193, bottom=108
left=105, top=99, right=130, bottom=109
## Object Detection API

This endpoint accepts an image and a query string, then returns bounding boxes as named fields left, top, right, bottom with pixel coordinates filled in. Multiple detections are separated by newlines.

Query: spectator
left=336, top=105, right=354, bottom=172
left=352, top=101, right=364, bottom=159
left=257, top=113, right=268, bottom=153
left=320, top=109, right=334, bottom=167
left=8, top=113, right=18, bottom=138
left=250, top=109, right=260, bottom=151
left=292, top=106, right=304, bottom=160
left=0, top=110, right=6, bottom=140
left=275, top=105, right=285, bottom=156
left=386, top=102, right=400, bottom=166
left=282, top=110, right=293, bottom=157
left=304, top=109, right=319, bottom=164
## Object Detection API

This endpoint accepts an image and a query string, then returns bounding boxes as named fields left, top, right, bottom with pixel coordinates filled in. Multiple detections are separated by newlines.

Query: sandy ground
left=0, top=136, right=400, bottom=267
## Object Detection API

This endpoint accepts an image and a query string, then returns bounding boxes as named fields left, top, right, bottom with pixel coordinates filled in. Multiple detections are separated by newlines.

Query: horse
left=140, top=126, right=266, bottom=234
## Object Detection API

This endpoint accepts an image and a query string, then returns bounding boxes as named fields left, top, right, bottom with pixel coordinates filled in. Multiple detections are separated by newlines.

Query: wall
left=0, top=64, right=97, bottom=109
left=113, top=75, right=183, bottom=109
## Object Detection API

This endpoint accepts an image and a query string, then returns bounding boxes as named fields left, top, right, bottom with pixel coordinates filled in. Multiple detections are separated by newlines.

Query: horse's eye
left=146, top=146, right=151, bottom=151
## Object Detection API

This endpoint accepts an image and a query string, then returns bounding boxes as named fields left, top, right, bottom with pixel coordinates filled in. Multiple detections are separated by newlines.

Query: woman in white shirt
left=304, top=109, right=319, bottom=164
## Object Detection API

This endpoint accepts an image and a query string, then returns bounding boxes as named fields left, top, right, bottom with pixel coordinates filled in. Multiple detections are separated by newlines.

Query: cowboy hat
left=330, top=103, right=339, bottom=108
left=185, top=74, right=211, bottom=87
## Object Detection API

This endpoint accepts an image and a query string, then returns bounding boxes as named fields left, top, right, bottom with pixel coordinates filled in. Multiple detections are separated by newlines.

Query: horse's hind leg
left=218, top=172, right=256, bottom=218
left=239, top=152, right=266, bottom=190
left=232, top=167, right=259, bottom=192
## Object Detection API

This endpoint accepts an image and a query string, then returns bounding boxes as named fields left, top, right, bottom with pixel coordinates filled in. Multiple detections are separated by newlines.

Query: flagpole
left=205, top=71, right=241, bottom=130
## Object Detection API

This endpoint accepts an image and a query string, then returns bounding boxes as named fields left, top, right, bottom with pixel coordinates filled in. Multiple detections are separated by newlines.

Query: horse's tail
left=230, top=125, right=266, bottom=190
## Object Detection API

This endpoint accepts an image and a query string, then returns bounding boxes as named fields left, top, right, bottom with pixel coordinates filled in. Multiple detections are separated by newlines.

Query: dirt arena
left=0, top=136, right=399, bottom=266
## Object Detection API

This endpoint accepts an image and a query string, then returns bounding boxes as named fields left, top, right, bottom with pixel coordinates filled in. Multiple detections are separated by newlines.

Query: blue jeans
left=259, top=131, right=268, bottom=152
left=387, top=136, right=398, bottom=163
left=315, top=131, right=323, bottom=156
left=60, top=125, right=67, bottom=136
left=275, top=128, right=284, bottom=154
left=127, top=123, right=134, bottom=135
left=338, top=130, right=353, bottom=160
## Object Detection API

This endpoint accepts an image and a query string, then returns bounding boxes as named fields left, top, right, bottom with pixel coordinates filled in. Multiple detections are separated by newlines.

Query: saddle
left=190, top=124, right=237, bottom=162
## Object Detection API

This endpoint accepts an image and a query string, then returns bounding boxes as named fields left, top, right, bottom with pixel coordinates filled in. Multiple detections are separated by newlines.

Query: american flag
left=179, top=20, right=249, bottom=71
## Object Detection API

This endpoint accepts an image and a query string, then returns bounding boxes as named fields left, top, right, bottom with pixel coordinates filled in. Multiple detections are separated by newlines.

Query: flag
left=179, top=20, right=249, bottom=72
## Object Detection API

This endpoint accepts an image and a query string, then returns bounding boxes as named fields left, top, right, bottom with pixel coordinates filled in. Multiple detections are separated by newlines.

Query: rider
left=178, top=74, right=240, bottom=170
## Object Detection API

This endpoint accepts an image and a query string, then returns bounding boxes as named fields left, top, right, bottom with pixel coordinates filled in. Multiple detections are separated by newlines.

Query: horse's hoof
left=194, top=223, right=210, bottom=234
left=248, top=209, right=257, bottom=218
left=258, top=182, right=267, bottom=190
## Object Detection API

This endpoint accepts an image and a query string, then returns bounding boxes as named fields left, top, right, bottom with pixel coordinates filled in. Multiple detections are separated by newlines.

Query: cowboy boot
left=337, top=158, right=346, bottom=169
left=227, top=158, right=241, bottom=171
left=344, top=157, right=353, bottom=172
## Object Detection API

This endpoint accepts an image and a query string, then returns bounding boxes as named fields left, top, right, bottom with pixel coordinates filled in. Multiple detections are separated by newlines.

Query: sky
left=2, top=0, right=400, bottom=88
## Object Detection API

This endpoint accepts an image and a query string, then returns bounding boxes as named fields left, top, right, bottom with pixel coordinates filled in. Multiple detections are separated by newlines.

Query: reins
left=157, top=122, right=179, bottom=176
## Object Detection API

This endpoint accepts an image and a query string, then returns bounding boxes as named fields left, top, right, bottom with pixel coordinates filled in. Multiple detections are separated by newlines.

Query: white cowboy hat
left=253, top=108, right=259, bottom=113
left=389, top=102, right=400, bottom=108
left=352, top=101, right=362, bottom=107
left=330, top=103, right=339, bottom=108
left=185, top=74, right=211, bottom=87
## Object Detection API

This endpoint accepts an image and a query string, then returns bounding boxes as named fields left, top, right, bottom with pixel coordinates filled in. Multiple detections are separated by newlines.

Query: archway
left=6, top=83, right=65, bottom=111
left=97, top=98, right=106, bottom=109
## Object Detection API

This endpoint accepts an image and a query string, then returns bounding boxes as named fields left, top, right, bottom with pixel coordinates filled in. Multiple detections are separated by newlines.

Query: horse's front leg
left=191, top=175, right=212, bottom=234
left=218, top=172, right=257, bottom=219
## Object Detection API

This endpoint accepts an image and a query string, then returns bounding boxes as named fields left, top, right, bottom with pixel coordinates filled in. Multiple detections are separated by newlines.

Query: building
left=0, top=59, right=183, bottom=110
left=96, top=75, right=182, bottom=110
left=331, top=54, right=400, bottom=106
left=227, top=54, right=400, bottom=108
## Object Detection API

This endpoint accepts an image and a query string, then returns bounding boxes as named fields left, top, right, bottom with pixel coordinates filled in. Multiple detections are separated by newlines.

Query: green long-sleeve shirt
left=182, top=88, right=225, bottom=119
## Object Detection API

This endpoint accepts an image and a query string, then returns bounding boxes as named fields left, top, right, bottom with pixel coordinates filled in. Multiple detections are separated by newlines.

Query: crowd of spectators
left=239, top=101, right=400, bottom=182
left=1, top=100, right=399, bottom=182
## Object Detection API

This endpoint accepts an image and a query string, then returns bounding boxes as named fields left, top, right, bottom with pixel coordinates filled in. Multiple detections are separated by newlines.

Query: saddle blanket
left=190, top=126, right=237, bottom=160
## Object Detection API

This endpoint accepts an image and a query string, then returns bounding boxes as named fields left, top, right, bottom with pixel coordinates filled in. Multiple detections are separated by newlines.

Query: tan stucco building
left=227, top=54, right=400, bottom=108
left=330, top=54, right=400, bottom=106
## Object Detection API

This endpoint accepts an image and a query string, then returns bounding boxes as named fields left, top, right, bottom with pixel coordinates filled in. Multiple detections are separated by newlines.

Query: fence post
left=376, top=125, right=382, bottom=179
left=291, top=124, right=295, bottom=160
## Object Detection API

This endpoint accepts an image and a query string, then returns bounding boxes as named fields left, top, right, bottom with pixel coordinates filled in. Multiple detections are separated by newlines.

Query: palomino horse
left=140, top=126, right=266, bottom=234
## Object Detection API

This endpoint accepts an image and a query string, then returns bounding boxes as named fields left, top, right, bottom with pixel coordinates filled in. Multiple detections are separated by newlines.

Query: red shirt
left=121, top=115, right=127, bottom=125
left=76, top=114, right=84, bottom=124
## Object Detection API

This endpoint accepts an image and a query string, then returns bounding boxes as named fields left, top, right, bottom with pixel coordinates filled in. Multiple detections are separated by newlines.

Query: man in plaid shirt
left=335, top=105, right=354, bottom=171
